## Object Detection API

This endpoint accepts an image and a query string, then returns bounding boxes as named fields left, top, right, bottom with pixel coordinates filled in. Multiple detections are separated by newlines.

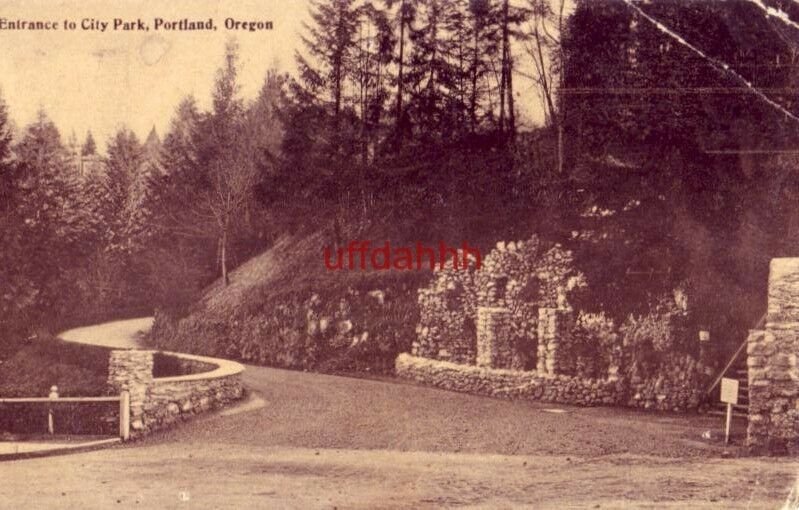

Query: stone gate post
left=747, top=259, right=799, bottom=452
left=107, top=350, right=154, bottom=434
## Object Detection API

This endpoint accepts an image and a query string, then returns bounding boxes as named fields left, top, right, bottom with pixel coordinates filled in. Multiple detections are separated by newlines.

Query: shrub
left=152, top=270, right=427, bottom=375
left=620, top=294, right=691, bottom=370
left=560, top=312, right=619, bottom=379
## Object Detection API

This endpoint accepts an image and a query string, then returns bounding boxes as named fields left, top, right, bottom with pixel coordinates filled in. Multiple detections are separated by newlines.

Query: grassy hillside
left=149, top=229, right=432, bottom=374
left=0, top=337, right=114, bottom=435
left=0, top=337, right=110, bottom=397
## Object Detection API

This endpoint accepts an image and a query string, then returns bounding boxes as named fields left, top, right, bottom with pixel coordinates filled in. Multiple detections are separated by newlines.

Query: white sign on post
left=720, top=377, right=740, bottom=445
left=720, top=377, right=739, bottom=404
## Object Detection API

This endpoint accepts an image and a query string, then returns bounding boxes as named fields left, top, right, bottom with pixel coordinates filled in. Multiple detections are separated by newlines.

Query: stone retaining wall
left=107, top=350, right=244, bottom=437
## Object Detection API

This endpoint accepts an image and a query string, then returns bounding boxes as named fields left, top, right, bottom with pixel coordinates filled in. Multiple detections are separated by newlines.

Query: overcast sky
left=0, top=0, right=543, bottom=152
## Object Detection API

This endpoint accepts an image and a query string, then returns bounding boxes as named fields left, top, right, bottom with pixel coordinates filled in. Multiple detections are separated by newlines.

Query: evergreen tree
left=352, top=2, right=394, bottom=164
left=289, top=0, right=364, bottom=232
left=296, top=0, right=361, bottom=130
left=384, top=0, right=416, bottom=150
left=104, top=127, right=145, bottom=253
left=159, top=97, right=202, bottom=181
left=463, top=0, right=501, bottom=134
left=249, top=70, right=287, bottom=209
left=81, top=131, right=97, bottom=156
left=8, top=110, right=92, bottom=323
left=0, top=93, right=29, bottom=340
left=144, top=96, right=212, bottom=309
left=406, top=0, right=462, bottom=142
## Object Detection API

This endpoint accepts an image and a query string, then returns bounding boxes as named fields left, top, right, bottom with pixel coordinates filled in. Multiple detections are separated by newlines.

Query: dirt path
left=2, top=441, right=797, bottom=509
left=0, top=318, right=792, bottom=508
left=60, top=317, right=152, bottom=349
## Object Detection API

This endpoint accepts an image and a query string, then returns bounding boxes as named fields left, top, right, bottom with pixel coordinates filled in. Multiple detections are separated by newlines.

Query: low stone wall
left=108, top=350, right=245, bottom=437
left=396, top=353, right=623, bottom=406
left=396, top=353, right=704, bottom=412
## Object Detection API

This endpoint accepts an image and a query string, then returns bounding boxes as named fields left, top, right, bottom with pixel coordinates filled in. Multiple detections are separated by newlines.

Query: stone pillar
left=747, top=258, right=799, bottom=452
left=476, top=307, right=512, bottom=368
left=537, top=308, right=572, bottom=375
left=108, top=350, right=154, bottom=434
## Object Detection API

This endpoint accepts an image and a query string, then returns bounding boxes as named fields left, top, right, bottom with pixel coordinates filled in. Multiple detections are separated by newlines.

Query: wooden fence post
left=48, top=385, right=59, bottom=435
left=119, top=391, right=130, bottom=441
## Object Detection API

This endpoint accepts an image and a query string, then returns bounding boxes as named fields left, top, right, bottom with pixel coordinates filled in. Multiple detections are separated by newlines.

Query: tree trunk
left=507, top=45, right=516, bottom=141
left=499, top=0, right=510, bottom=135
left=470, top=23, right=479, bottom=133
left=557, top=122, right=564, bottom=175
left=221, top=228, right=229, bottom=286
left=395, top=1, right=406, bottom=151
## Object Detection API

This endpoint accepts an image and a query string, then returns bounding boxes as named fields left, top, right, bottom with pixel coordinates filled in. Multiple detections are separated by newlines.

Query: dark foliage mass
left=3, top=0, right=799, bottom=376
left=560, top=0, right=799, bottom=357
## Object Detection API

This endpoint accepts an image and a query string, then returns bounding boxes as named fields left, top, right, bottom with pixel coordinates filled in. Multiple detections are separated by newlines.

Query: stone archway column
left=537, top=308, right=572, bottom=375
left=476, top=307, right=513, bottom=369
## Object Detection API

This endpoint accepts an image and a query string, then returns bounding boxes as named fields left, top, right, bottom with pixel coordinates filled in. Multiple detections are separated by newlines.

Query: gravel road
left=0, top=318, right=794, bottom=509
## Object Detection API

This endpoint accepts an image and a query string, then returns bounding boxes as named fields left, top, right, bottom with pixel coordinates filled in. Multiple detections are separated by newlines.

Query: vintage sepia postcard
left=1, top=0, right=799, bottom=508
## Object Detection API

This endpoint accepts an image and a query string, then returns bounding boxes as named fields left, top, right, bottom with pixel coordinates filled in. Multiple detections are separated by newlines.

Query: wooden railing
left=0, top=389, right=130, bottom=440
left=703, top=312, right=766, bottom=398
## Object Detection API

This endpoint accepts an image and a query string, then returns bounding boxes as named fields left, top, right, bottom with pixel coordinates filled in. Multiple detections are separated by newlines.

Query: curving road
left=0, top=318, right=796, bottom=509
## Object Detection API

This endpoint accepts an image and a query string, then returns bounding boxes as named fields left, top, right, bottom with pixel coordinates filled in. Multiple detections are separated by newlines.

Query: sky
left=0, top=0, right=544, bottom=153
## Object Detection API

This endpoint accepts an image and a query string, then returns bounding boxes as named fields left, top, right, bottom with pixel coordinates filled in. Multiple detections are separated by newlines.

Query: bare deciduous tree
left=523, top=0, right=567, bottom=173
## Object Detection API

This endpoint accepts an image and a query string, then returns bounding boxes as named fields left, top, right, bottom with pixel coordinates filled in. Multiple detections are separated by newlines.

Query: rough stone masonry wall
left=414, top=258, right=478, bottom=365
left=747, top=258, right=799, bottom=453
left=413, top=237, right=585, bottom=367
left=145, top=375, right=244, bottom=432
left=396, top=353, right=623, bottom=406
left=107, top=350, right=244, bottom=437
left=401, top=304, right=704, bottom=412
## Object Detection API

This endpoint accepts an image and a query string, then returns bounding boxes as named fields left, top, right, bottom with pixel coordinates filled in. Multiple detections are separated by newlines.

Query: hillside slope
left=150, top=229, right=431, bottom=373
